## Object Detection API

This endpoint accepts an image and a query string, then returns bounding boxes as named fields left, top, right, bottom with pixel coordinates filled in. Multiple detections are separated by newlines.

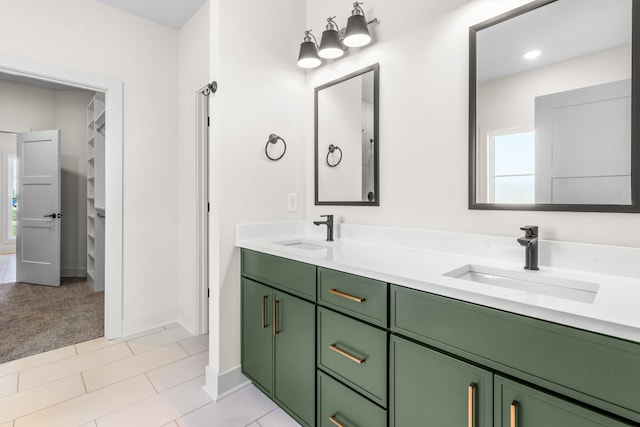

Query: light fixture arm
left=325, top=17, right=339, bottom=31
left=351, top=2, right=365, bottom=16
left=304, top=29, right=319, bottom=46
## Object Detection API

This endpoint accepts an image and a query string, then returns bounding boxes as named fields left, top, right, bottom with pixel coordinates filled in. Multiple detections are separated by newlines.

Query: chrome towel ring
left=326, top=144, right=342, bottom=167
left=265, top=134, right=286, bottom=161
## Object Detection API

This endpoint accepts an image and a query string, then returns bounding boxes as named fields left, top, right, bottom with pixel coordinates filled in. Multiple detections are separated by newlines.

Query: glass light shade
left=319, top=29, right=344, bottom=59
left=343, top=14, right=371, bottom=47
left=297, top=41, right=321, bottom=68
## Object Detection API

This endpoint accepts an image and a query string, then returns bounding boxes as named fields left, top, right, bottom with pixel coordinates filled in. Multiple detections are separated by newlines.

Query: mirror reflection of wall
left=472, top=0, right=634, bottom=209
left=315, top=64, right=379, bottom=205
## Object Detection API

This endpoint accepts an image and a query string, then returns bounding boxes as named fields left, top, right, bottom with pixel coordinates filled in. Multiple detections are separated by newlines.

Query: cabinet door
left=495, top=376, right=634, bottom=427
left=390, top=335, right=493, bottom=427
left=274, top=290, right=316, bottom=427
left=241, top=278, right=273, bottom=396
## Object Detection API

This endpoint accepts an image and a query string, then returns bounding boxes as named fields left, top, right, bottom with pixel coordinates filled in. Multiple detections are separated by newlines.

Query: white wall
left=178, top=1, right=210, bottom=334
left=477, top=45, right=631, bottom=139
left=208, top=0, right=307, bottom=376
left=304, top=0, right=640, bottom=248
left=0, top=80, right=93, bottom=272
left=0, top=0, right=181, bottom=334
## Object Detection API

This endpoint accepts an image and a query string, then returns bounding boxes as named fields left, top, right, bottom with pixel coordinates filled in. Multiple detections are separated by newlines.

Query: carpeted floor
left=0, top=278, right=104, bottom=364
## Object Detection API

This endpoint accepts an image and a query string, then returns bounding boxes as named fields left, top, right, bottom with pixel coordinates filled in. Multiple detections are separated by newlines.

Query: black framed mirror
left=469, top=0, right=640, bottom=212
left=315, top=64, right=379, bottom=206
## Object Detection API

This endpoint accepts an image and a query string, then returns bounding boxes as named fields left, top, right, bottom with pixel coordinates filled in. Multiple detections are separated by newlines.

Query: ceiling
left=0, top=0, right=206, bottom=89
left=96, top=0, right=207, bottom=30
left=476, top=0, right=632, bottom=82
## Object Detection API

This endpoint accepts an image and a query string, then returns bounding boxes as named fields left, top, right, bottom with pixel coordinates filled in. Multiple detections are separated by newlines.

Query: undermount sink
left=275, top=239, right=329, bottom=251
left=443, top=264, right=599, bottom=303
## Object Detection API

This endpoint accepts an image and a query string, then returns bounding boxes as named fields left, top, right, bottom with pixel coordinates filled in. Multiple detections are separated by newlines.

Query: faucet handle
left=320, top=214, right=333, bottom=221
left=520, top=225, right=538, bottom=237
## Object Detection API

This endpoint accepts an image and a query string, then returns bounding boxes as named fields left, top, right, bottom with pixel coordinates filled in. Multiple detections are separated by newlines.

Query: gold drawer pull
left=329, top=343, right=366, bottom=364
left=329, top=288, right=365, bottom=303
left=510, top=400, right=518, bottom=427
left=273, top=300, right=280, bottom=335
left=468, top=382, right=476, bottom=427
left=328, top=414, right=344, bottom=427
left=261, top=295, right=268, bottom=328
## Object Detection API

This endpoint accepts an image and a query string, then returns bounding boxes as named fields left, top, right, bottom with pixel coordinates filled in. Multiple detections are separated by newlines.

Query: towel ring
left=265, top=134, right=286, bottom=161
left=326, top=144, right=342, bottom=167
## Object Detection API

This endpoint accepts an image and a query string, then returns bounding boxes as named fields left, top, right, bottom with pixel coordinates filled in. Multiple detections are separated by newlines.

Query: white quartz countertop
left=236, top=223, right=640, bottom=344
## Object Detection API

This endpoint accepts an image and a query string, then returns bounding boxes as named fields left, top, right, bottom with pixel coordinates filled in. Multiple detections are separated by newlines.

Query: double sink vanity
left=242, top=0, right=640, bottom=425
left=237, top=221, right=640, bottom=427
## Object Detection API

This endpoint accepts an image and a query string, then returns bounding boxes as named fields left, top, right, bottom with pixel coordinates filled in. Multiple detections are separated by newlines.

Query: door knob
left=43, top=213, right=56, bottom=218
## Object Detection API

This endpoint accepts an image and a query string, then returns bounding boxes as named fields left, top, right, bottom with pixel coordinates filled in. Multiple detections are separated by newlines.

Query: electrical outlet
left=287, top=193, right=298, bottom=212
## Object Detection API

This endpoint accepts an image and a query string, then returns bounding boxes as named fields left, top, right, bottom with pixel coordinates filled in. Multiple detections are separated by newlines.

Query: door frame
left=0, top=54, right=124, bottom=339
left=195, top=86, right=210, bottom=335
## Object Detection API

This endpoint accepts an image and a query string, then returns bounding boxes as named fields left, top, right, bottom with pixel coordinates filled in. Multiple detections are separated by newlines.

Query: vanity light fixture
left=523, top=49, right=541, bottom=60
left=319, top=17, right=344, bottom=59
left=343, top=2, right=373, bottom=47
left=297, top=2, right=378, bottom=68
left=297, top=30, right=322, bottom=69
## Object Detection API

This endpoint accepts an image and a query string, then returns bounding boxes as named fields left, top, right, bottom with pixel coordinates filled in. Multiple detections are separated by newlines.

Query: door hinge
left=207, top=202, right=210, bottom=213
left=207, top=288, right=210, bottom=298
left=207, top=117, right=210, bottom=127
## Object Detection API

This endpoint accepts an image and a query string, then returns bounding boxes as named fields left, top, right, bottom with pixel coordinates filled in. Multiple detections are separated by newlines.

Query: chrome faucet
left=517, top=225, right=539, bottom=270
left=313, top=215, right=334, bottom=241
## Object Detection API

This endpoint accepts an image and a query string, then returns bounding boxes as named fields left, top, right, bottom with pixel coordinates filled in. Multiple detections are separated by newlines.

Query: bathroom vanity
left=237, top=222, right=640, bottom=427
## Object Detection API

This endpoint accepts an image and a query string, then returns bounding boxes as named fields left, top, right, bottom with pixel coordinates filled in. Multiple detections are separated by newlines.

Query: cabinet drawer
left=241, top=249, right=316, bottom=301
left=318, top=307, right=387, bottom=407
left=495, top=375, right=634, bottom=427
left=318, top=370, right=386, bottom=427
left=391, top=285, right=640, bottom=423
left=318, top=267, right=387, bottom=327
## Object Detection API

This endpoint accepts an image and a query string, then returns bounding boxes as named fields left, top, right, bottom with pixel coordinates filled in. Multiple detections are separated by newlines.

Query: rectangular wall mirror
left=469, top=0, right=640, bottom=212
left=315, top=64, right=379, bottom=206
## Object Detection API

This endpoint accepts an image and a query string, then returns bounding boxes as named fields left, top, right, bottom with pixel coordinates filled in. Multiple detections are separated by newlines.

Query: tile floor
left=0, top=253, right=16, bottom=284
left=0, top=324, right=301, bottom=427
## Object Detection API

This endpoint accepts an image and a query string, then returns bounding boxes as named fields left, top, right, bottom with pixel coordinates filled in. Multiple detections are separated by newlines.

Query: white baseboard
left=61, top=267, right=87, bottom=277
left=203, top=365, right=250, bottom=402
left=121, top=309, right=177, bottom=337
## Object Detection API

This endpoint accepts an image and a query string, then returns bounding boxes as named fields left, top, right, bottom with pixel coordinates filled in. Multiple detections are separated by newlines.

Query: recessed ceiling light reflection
left=523, top=49, right=541, bottom=60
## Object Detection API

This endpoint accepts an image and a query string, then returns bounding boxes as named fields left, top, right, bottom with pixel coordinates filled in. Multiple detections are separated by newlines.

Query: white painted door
left=16, top=130, right=61, bottom=286
left=534, top=79, right=631, bottom=204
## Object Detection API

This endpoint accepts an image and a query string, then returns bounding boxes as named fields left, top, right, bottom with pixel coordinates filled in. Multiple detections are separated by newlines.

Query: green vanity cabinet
left=494, top=376, right=634, bottom=427
left=390, top=334, right=494, bottom=427
left=390, top=285, right=640, bottom=424
left=241, top=249, right=316, bottom=427
left=241, top=247, right=640, bottom=427
left=241, top=278, right=315, bottom=426
left=241, top=278, right=273, bottom=394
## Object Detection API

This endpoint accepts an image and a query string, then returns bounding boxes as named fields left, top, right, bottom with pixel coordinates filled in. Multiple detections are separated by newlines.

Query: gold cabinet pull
left=329, top=288, right=365, bottom=303
left=261, top=295, right=268, bottom=328
left=273, top=300, right=280, bottom=335
left=328, top=414, right=344, bottom=427
left=329, top=343, right=366, bottom=364
left=510, top=400, right=518, bottom=427
left=468, top=382, right=476, bottom=427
